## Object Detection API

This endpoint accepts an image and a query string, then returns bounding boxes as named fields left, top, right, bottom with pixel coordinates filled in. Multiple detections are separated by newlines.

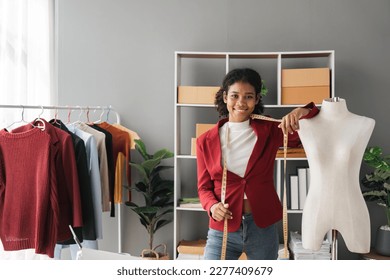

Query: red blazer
left=197, top=103, right=319, bottom=232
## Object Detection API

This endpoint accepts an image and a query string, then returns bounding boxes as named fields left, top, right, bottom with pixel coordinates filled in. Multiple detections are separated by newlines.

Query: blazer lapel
left=245, top=119, right=268, bottom=177
left=206, top=118, right=228, bottom=175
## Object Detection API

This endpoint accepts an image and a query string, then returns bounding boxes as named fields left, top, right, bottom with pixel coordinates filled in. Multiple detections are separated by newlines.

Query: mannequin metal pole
left=331, top=229, right=338, bottom=260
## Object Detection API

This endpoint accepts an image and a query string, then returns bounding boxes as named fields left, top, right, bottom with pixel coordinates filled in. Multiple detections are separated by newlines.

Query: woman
left=196, top=68, right=319, bottom=260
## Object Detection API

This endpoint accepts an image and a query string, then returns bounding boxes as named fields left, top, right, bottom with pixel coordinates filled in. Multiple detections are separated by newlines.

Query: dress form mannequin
left=298, top=98, right=375, bottom=253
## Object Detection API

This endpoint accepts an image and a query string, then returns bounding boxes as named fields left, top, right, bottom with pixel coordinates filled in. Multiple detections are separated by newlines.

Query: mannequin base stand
left=331, top=229, right=338, bottom=260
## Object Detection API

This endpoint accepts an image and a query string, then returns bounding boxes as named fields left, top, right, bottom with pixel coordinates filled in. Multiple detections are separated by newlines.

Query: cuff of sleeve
left=204, top=201, right=218, bottom=219
left=301, top=102, right=319, bottom=119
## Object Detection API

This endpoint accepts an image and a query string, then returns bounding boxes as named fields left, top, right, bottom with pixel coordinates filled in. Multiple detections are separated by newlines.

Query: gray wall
left=57, top=0, right=390, bottom=259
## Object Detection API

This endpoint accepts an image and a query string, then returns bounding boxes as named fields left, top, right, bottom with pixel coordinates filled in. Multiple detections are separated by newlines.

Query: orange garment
left=112, top=124, right=140, bottom=150
left=96, top=122, right=131, bottom=203
left=112, top=124, right=140, bottom=203
left=114, top=152, right=125, bottom=203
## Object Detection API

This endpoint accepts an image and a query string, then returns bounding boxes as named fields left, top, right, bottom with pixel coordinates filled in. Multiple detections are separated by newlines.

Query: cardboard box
left=282, top=86, right=329, bottom=105
left=178, top=86, right=219, bottom=104
left=191, top=138, right=197, bottom=156
left=196, top=123, right=214, bottom=138
left=281, top=68, right=330, bottom=105
left=177, top=239, right=247, bottom=259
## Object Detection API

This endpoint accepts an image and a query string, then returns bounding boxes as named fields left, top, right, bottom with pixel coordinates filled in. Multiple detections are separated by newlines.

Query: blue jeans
left=203, top=213, right=278, bottom=260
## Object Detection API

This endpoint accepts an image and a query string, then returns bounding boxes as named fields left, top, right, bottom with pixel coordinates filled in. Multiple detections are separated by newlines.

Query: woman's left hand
left=278, top=108, right=310, bottom=135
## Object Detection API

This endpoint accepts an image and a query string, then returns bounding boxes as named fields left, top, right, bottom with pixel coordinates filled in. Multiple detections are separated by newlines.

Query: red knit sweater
left=12, top=120, right=83, bottom=242
left=0, top=128, right=58, bottom=258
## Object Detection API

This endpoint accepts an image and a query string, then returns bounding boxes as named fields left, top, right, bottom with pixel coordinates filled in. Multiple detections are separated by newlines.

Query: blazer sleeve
left=274, top=102, right=320, bottom=147
left=196, top=136, right=219, bottom=217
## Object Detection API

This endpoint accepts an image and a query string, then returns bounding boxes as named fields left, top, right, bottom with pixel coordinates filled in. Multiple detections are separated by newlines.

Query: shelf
left=287, top=210, right=304, bottom=214
left=176, top=103, right=216, bottom=108
left=178, top=155, right=306, bottom=160
left=174, top=50, right=335, bottom=259
left=176, top=207, right=205, bottom=212
left=176, top=103, right=321, bottom=109
left=177, top=155, right=196, bottom=159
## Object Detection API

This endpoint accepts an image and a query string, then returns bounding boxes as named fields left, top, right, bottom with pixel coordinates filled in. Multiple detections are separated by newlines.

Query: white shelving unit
left=173, top=50, right=335, bottom=259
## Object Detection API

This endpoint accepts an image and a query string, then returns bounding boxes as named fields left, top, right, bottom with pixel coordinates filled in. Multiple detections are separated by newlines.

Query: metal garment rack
left=0, top=104, right=124, bottom=254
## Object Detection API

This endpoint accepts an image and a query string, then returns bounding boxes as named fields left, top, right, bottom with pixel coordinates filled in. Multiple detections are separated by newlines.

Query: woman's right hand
left=210, top=202, right=233, bottom=221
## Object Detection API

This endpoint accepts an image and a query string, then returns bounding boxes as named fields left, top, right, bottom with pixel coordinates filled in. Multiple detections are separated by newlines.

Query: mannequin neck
left=320, top=98, right=350, bottom=119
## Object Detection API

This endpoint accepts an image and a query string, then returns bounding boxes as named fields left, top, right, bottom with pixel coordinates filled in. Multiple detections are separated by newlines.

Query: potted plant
left=361, top=146, right=390, bottom=256
left=125, top=139, right=174, bottom=259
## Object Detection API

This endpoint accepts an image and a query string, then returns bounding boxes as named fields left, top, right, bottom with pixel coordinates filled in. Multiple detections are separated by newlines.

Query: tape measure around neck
left=220, top=114, right=289, bottom=260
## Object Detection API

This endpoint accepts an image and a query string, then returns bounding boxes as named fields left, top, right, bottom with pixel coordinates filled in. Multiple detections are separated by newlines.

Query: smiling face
left=223, top=81, right=260, bottom=122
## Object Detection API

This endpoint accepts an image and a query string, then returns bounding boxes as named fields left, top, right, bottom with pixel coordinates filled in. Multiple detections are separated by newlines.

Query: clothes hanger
left=51, top=107, right=61, bottom=126
left=66, top=106, right=75, bottom=124
left=105, top=107, right=111, bottom=123
left=5, top=105, right=28, bottom=130
left=93, top=106, right=105, bottom=124
left=33, top=105, right=46, bottom=131
left=68, top=106, right=84, bottom=126
left=85, top=106, right=95, bottom=125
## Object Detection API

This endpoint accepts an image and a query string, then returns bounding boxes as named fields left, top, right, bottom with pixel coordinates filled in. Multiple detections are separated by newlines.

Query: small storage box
left=191, top=138, right=197, bottom=156
left=178, top=86, right=219, bottom=104
left=281, top=68, right=330, bottom=105
left=196, top=123, right=215, bottom=138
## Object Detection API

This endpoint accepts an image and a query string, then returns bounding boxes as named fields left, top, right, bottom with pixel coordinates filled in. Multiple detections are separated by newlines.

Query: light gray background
left=57, top=0, right=390, bottom=259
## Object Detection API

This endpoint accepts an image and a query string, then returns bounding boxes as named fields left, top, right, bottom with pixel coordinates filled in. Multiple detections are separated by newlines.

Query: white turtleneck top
left=219, top=119, right=257, bottom=178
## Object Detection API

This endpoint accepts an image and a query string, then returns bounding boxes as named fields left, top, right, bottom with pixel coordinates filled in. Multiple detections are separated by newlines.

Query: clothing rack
left=0, top=104, right=121, bottom=124
left=0, top=104, right=124, bottom=254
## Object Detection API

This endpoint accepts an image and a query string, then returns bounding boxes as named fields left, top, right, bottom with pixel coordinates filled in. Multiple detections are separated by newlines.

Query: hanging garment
left=50, top=119, right=97, bottom=242
left=0, top=239, right=52, bottom=260
left=12, top=120, right=83, bottom=242
left=112, top=123, right=140, bottom=203
left=96, top=122, right=131, bottom=203
left=66, top=124, right=103, bottom=240
left=0, top=127, right=59, bottom=258
left=88, top=124, right=115, bottom=217
left=112, top=123, right=140, bottom=149
left=73, top=122, right=110, bottom=212
left=55, top=124, right=104, bottom=259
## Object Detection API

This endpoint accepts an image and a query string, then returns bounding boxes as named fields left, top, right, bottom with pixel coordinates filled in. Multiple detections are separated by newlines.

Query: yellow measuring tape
left=220, top=114, right=289, bottom=260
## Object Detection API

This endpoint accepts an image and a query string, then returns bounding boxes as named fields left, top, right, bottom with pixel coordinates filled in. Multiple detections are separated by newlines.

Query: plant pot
left=375, top=225, right=390, bottom=256
left=141, top=244, right=169, bottom=260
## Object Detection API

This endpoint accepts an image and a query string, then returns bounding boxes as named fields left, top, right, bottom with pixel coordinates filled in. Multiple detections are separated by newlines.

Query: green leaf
left=139, top=217, right=148, bottom=229
left=151, top=165, right=172, bottom=174
left=156, top=208, right=174, bottom=219
left=134, top=206, right=159, bottom=214
left=142, top=157, right=162, bottom=176
left=152, top=196, right=172, bottom=207
left=135, top=139, right=152, bottom=160
left=152, top=179, right=174, bottom=193
left=153, top=149, right=174, bottom=160
left=260, top=80, right=268, bottom=97
left=363, top=190, right=387, bottom=198
left=133, top=182, right=147, bottom=193
left=130, top=162, right=149, bottom=183
left=154, top=219, right=172, bottom=233
left=125, top=201, right=139, bottom=208
left=153, top=187, right=173, bottom=199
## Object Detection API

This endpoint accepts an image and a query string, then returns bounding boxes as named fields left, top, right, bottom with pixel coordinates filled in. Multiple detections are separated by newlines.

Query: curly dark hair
left=215, top=68, right=264, bottom=117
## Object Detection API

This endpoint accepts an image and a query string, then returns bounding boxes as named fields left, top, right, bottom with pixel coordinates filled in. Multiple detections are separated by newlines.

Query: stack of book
left=178, top=197, right=202, bottom=209
left=289, top=231, right=331, bottom=260
left=277, top=167, right=310, bottom=210
left=177, top=239, right=206, bottom=260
